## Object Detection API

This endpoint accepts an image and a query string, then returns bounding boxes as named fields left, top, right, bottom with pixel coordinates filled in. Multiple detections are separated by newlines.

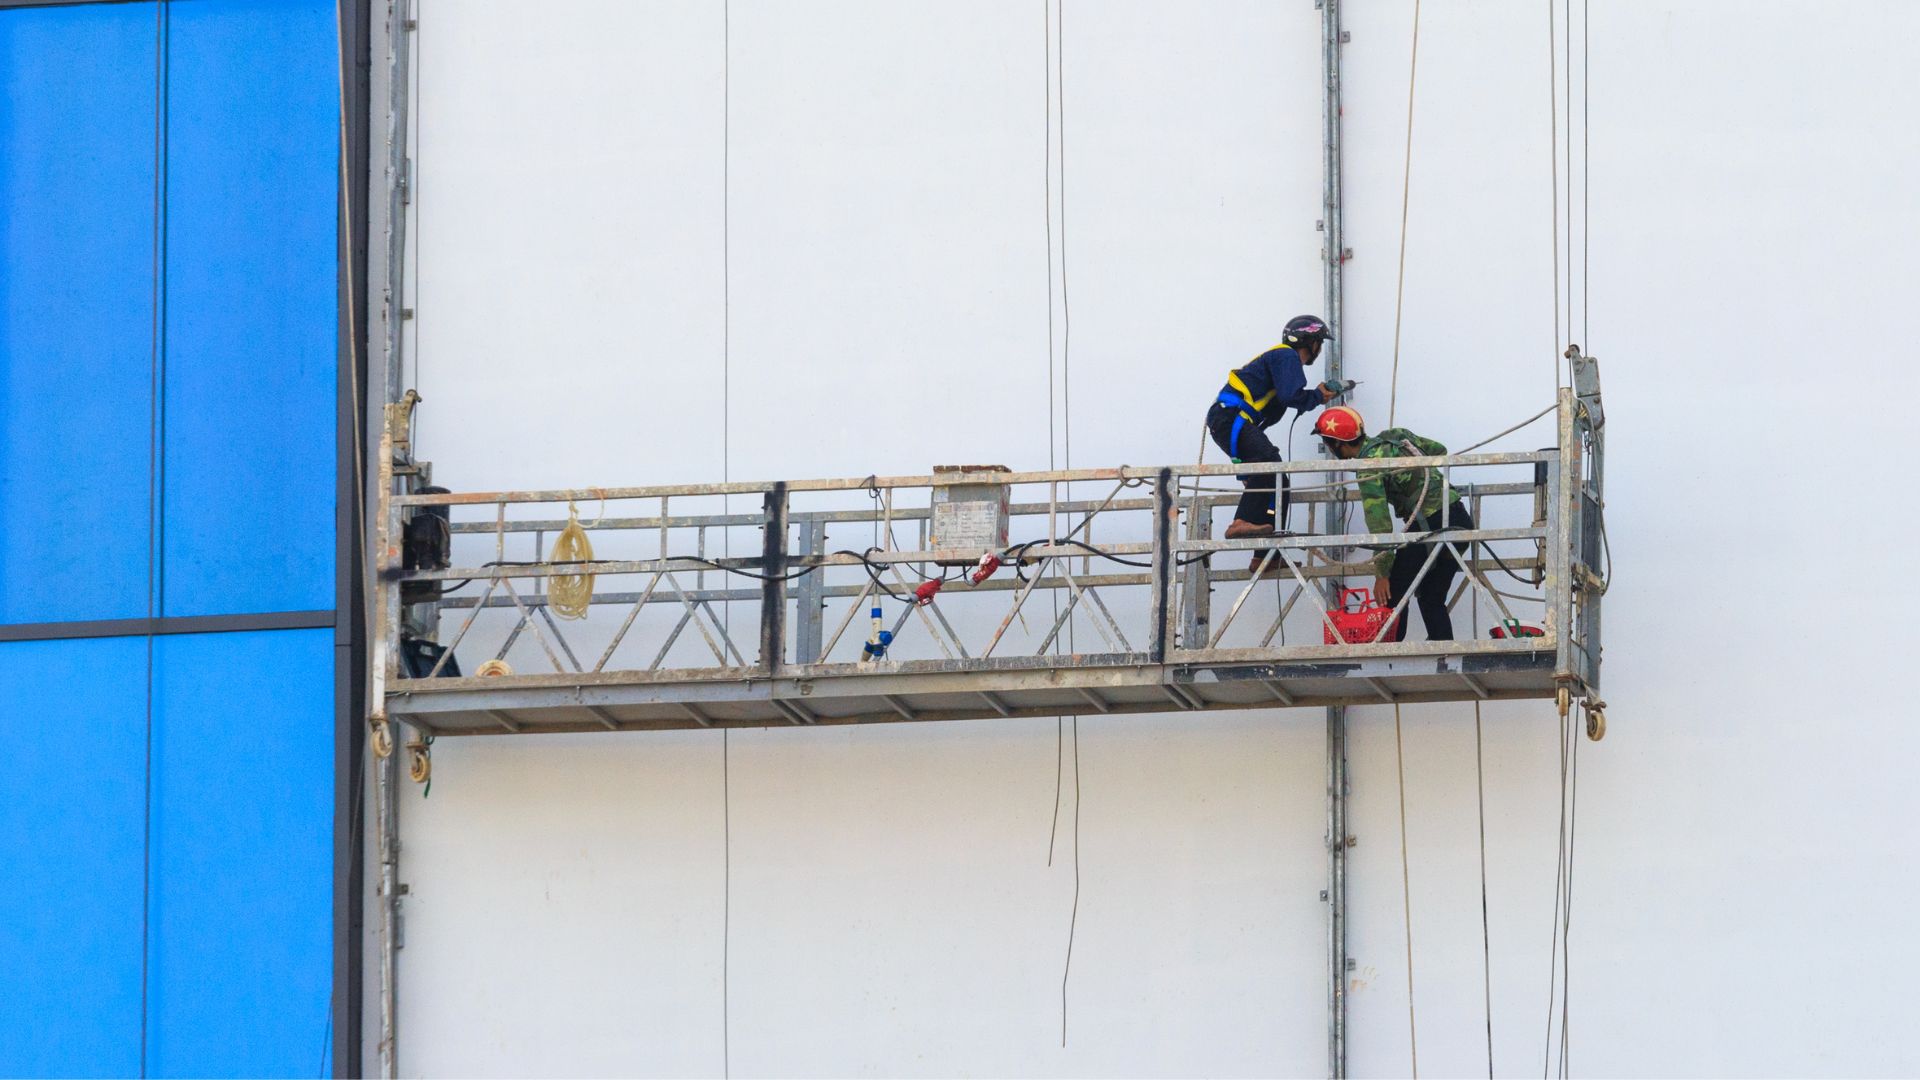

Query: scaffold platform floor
left=388, top=643, right=1561, bottom=735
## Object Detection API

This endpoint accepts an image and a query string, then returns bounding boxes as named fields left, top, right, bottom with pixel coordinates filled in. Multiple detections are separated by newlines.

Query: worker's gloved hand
left=1320, top=378, right=1359, bottom=400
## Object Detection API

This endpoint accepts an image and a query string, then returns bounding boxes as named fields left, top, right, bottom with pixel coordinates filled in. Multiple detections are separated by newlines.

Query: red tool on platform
left=1324, top=588, right=1400, bottom=645
left=1489, top=619, right=1544, bottom=639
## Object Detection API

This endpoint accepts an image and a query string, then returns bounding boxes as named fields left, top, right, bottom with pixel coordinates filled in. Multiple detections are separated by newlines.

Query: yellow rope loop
left=547, top=500, right=595, bottom=620
left=406, top=739, right=432, bottom=784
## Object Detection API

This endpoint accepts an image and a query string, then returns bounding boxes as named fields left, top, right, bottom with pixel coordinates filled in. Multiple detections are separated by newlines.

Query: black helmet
left=1282, top=315, right=1333, bottom=349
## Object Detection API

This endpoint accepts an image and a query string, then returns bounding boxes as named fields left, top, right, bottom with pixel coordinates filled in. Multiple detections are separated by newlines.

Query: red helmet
left=1314, top=405, right=1366, bottom=443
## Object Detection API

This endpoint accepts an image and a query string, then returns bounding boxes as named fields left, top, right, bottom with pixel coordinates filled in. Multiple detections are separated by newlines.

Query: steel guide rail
left=391, top=451, right=1556, bottom=507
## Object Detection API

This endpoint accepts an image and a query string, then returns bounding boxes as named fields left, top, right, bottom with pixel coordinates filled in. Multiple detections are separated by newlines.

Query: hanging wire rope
left=1542, top=7, right=1589, bottom=1074
left=1474, top=690, right=1495, bottom=1074
left=1454, top=402, right=1558, bottom=455
left=1382, top=7, right=1426, bottom=1071
left=1581, top=0, right=1590, bottom=350
left=1542, top=684, right=1572, bottom=1076
left=1547, top=0, right=1562, bottom=394
left=1387, top=0, right=1423, bottom=426
left=1062, top=713, right=1082, bottom=1049
left=1561, top=8, right=1592, bottom=1072
left=720, top=7, right=733, bottom=1075
left=1043, top=0, right=1065, bottom=873
left=1562, top=0, right=1572, bottom=380
left=1044, top=1, right=1057, bottom=479
left=1394, top=703, right=1421, bottom=1076
left=1052, top=1, right=1083, bottom=1050
left=1559, top=703, right=1582, bottom=1077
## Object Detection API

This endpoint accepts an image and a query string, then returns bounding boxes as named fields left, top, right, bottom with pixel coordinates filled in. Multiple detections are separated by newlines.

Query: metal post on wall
left=380, top=0, right=412, bottom=406
left=1317, top=0, right=1350, bottom=1075
left=372, top=0, right=413, bottom=1077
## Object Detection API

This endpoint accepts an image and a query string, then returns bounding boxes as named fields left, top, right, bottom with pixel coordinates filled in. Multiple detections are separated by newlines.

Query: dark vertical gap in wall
left=140, top=2, right=169, bottom=1073
left=333, top=0, right=371, bottom=1074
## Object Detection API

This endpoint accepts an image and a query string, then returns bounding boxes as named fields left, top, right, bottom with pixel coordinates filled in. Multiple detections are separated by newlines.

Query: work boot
left=1250, top=550, right=1292, bottom=574
left=1249, top=533, right=1299, bottom=575
left=1223, top=519, right=1275, bottom=540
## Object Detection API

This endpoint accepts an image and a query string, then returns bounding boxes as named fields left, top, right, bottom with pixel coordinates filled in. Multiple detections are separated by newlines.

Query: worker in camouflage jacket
left=1313, top=406, right=1475, bottom=641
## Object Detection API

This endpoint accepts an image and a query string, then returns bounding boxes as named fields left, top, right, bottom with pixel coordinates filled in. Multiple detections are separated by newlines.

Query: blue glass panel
left=147, top=628, right=332, bottom=1077
left=162, top=0, right=337, bottom=617
left=0, top=3, right=157, bottom=625
left=0, top=636, right=149, bottom=1077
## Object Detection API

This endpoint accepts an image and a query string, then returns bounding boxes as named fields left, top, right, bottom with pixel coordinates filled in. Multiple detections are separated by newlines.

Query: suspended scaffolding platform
left=371, top=362, right=1605, bottom=742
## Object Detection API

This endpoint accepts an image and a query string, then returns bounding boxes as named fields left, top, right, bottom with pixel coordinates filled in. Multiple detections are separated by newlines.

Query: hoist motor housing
left=400, top=484, right=453, bottom=606
left=929, top=465, right=1011, bottom=566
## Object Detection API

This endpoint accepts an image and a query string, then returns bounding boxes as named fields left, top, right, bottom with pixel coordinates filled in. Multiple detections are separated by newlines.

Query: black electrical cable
left=839, top=548, right=932, bottom=604
left=436, top=552, right=824, bottom=597
left=682, top=556, right=820, bottom=583
left=1004, top=537, right=1152, bottom=570
left=1403, top=526, right=1542, bottom=588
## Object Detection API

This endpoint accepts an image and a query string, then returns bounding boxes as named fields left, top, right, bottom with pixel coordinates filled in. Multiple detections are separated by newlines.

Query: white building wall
left=378, top=1, right=1920, bottom=1075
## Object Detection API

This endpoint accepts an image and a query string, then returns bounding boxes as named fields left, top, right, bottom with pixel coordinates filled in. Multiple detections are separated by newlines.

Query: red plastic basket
left=1324, top=588, right=1400, bottom=645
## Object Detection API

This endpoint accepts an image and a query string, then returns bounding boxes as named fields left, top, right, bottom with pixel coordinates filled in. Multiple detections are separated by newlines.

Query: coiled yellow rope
left=547, top=501, right=595, bottom=619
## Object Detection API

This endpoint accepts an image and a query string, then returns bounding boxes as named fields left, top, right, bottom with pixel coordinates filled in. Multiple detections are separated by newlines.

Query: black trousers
left=1385, top=501, right=1474, bottom=642
left=1206, top=403, right=1292, bottom=529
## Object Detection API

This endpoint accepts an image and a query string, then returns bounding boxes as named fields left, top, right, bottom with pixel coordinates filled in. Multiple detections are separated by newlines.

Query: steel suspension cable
left=1040, top=1, right=1083, bottom=1049
left=1542, top=691, right=1572, bottom=1077
left=1547, top=0, right=1561, bottom=395
left=1383, top=6, right=1426, bottom=1070
left=1473, top=625, right=1495, bottom=1077
left=720, top=7, right=733, bottom=1074
left=1559, top=707, right=1581, bottom=1077
left=1043, top=0, right=1064, bottom=873
left=1562, top=0, right=1572, bottom=380
left=1058, top=0, right=1082, bottom=1044
left=1394, top=704, right=1420, bottom=1076
left=1581, top=0, right=1590, bottom=349
left=1564, top=6, right=1592, bottom=1069
left=1386, top=0, right=1423, bottom=426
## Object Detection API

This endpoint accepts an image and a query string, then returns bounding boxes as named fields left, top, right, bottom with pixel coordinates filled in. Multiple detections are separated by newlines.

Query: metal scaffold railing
left=367, top=361, right=1605, bottom=764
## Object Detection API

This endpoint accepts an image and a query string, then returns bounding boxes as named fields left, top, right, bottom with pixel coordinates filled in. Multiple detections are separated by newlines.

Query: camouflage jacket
left=1356, top=428, right=1450, bottom=577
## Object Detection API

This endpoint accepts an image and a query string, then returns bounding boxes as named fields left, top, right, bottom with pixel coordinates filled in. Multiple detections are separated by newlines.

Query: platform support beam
left=794, top=517, right=827, bottom=663
left=1319, top=0, right=1349, bottom=1073
left=1179, top=498, right=1211, bottom=649
left=1149, top=468, right=1175, bottom=661
left=760, top=483, right=789, bottom=673
left=1548, top=389, right=1575, bottom=688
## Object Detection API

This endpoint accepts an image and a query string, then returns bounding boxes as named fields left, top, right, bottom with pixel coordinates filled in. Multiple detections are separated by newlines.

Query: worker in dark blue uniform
left=1206, top=315, right=1342, bottom=539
